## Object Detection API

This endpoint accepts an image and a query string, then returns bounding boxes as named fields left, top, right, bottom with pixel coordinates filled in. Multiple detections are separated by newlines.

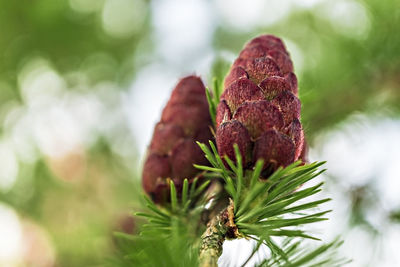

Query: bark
left=199, top=199, right=238, bottom=267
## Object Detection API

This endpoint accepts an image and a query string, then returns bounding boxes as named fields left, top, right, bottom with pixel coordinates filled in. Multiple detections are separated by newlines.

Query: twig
left=199, top=199, right=239, bottom=267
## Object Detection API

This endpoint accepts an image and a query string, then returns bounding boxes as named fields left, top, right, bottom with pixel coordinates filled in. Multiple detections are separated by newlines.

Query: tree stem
left=199, top=199, right=238, bottom=267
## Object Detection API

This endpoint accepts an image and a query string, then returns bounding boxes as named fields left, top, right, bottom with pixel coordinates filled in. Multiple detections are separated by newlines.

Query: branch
left=199, top=199, right=238, bottom=267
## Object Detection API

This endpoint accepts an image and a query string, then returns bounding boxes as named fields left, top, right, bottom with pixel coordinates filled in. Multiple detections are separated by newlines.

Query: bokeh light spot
left=319, top=0, right=371, bottom=39
left=0, top=140, right=18, bottom=192
left=102, top=0, right=147, bottom=38
left=0, top=204, right=22, bottom=263
left=69, top=0, right=105, bottom=13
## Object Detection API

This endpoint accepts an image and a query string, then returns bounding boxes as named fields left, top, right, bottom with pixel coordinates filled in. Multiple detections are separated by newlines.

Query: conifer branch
left=194, top=142, right=345, bottom=266
left=199, top=199, right=238, bottom=267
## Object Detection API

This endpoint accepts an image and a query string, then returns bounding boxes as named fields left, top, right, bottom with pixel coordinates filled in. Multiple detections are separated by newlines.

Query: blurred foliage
left=0, top=0, right=149, bottom=102
left=0, top=0, right=149, bottom=265
left=0, top=0, right=399, bottom=265
left=0, top=141, right=142, bottom=265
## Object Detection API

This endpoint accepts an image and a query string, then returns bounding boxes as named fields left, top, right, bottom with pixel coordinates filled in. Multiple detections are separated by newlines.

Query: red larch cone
left=142, top=76, right=213, bottom=203
left=216, top=35, right=305, bottom=174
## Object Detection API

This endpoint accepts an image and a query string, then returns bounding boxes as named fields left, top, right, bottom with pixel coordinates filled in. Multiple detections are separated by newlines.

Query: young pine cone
left=142, top=76, right=213, bottom=203
left=216, top=35, right=305, bottom=174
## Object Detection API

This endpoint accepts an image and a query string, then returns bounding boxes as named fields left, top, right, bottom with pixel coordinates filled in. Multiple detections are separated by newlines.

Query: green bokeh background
left=0, top=0, right=398, bottom=265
